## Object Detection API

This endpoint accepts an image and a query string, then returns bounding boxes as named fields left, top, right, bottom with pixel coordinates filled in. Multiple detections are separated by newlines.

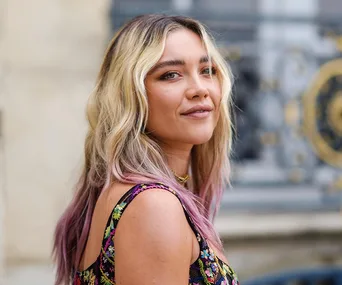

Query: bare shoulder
left=115, top=188, right=193, bottom=285
left=116, top=188, right=190, bottom=246
left=122, top=187, right=185, bottom=219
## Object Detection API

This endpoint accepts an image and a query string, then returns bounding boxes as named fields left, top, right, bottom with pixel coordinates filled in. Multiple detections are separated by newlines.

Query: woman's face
left=145, top=28, right=221, bottom=149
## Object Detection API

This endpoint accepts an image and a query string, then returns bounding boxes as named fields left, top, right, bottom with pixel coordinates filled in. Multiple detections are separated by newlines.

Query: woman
left=53, top=14, right=238, bottom=285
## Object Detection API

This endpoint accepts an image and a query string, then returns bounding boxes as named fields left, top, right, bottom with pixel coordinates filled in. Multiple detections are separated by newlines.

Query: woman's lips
left=181, top=110, right=211, bottom=118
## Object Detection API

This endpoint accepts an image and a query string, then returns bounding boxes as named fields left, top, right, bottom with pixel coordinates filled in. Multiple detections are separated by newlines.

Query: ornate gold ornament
left=303, top=59, right=342, bottom=168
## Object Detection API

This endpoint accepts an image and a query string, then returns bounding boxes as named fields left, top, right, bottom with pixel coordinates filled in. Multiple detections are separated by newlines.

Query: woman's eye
left=202, top=67, right=217, bottom=75
left=159, top=72, right=180, bottom=80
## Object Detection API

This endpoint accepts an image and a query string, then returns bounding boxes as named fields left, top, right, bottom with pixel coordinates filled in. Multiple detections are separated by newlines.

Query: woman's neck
left=161, top=144, right=192, bottom=177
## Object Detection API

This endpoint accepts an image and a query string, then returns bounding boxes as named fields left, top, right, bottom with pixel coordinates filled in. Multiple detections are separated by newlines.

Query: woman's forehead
left=160, top=29, right=208, bottom=61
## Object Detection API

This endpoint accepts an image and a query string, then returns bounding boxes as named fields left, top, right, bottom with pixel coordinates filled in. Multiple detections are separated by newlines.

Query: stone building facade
left=0, top=0, right=110, bottom=264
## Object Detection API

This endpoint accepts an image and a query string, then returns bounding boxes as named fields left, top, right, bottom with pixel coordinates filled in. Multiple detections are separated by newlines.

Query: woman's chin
left=185, top=132, right=214, bottom=145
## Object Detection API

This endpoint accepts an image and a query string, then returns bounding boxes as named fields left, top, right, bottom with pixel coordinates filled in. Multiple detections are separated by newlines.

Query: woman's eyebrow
left=199, top=55, right=209, bottom=63
left=150, top=59, right=185, bottom=73
left=149, top=55, right=210, bottom=74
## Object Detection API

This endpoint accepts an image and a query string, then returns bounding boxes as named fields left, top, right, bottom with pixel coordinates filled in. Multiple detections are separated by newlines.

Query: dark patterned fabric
left=74, top=183, right=239, bottom=285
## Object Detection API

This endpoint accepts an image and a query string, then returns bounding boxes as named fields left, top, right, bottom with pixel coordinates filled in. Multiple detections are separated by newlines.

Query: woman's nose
left=185, top=79, right=209, bottom=100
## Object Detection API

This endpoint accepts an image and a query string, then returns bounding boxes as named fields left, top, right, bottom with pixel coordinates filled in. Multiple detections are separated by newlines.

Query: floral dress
left=74, top=183, right=239, bottom=285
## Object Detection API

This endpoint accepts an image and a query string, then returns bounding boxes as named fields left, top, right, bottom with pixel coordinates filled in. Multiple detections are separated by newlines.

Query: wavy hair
left=53, top=14, right=233, bottom=285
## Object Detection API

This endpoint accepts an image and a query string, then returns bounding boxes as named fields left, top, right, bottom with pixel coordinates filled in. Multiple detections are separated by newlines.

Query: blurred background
left=1, top=0, right=342, bottom=284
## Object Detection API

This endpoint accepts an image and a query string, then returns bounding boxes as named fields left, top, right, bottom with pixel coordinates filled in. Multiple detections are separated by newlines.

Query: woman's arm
left=115, top=189, right=194, bottom=285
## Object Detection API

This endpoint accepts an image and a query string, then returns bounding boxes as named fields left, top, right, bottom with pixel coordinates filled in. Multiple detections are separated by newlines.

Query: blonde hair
left=53, top=14, right=233, bottom=285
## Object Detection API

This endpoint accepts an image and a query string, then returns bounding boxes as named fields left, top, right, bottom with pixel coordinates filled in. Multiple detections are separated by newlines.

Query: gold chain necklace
left=172, top=170, right=190, bottom=185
